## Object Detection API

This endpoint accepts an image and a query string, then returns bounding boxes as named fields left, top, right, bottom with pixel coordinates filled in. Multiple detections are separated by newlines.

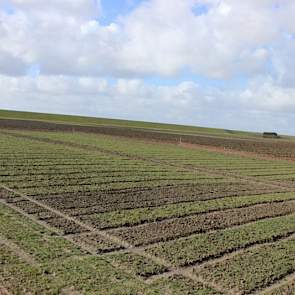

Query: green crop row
left=105, top=252, right=168, bottom=278
left=0, top=203, right=82, bottom=262
left=82, top=192, right=295, bottom=229
left=1, top=132, right=227, bottom=197
left=149, top=274, right=223, bottom=295
left=5, top=130, right=295, bottom=195
left=0, top=201, right=220, bottom=294
left=146, top=213, right=295, bottom=267
left=108, top=200, right=295, bottom=246
left=7, top=129, right=294, bottom=179
left=0, top=243, right=150, bottom=295
left=193, top=236, right=295, bottom=294
left=18, top=179, right=202, bottom=196
left=5, top=175, right=197, bottom=190
left=69, top=233, right=124, bottom=254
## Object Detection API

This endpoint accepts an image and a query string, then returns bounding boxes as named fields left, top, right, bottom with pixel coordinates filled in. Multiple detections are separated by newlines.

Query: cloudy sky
left=0, top=0, right=295, bottom=134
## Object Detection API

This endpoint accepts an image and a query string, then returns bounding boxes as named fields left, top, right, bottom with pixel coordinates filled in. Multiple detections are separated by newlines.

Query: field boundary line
left=0, top=184, right=130, bottom=249
left=0, top=198, right=97, bottom=258
left=0, top=234, right=39, bottom=266
left=182, top=268, right=234, bottom=295
left=0, top=187, right=171, bottom=267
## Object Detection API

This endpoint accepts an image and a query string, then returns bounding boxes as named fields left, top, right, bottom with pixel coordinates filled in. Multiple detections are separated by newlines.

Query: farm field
left=3, top=110, right=295, bottom=161
left=0, top=109, right=262, bottom=139
left=1, top=115, right=295, bottom=294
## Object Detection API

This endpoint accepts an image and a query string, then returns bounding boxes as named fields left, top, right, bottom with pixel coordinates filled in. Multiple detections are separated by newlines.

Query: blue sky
left=193, top=2, right=210, bottom=16
left=1, top=0, right=295, bottom=134
left=100, top=0, right=143, bottom=24
left=0, top=1, right=15, bottom=14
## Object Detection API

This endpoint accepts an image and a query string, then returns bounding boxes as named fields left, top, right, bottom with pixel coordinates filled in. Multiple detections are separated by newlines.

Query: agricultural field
left=4, top=109, right=295, bottom=161
left=0, top=109, right=262, bottom=138
left=1, top=114, right=295, bottom=294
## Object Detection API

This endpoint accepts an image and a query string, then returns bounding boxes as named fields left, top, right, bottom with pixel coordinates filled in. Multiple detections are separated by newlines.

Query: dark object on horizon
left=263, top=132, right=280, bottom=138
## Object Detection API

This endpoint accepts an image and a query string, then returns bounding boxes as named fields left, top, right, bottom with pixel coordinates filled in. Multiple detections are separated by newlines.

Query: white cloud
left=0, top=74, right=206, bottom=117
left=0, top=0, right=295, bottom=133
left=240, top=76, right=295, bottom=113
left=10, top=0, right=101, bottom=19
left=0, top=0, right=292, bottom=79
left=1, top=73, right=295, bottom=134
left=116, top=0, right=280, bottom=78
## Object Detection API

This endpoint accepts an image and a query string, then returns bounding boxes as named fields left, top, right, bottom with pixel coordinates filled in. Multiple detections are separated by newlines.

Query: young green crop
left=1, top=201, right=217, bottom=294
left=82, top=192, right=295, bottom=229
left=193, top=237, right=295, bottom=294
left=8, top=129, right=295, bottom=180
left=149, top=274, right=223, bottom=295
left=105, top=252, right=168, bottom=278
left=264, top=277, right=295, bottom=295
left=0, top=203, right=82, bottom=262
left=108, top=200, right=295, bottom=246
left=147, top=213, right=295, bottom=267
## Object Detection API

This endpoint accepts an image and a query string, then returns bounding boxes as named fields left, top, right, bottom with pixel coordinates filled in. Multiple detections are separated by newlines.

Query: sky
left=0, top=0, right=295, bottom=134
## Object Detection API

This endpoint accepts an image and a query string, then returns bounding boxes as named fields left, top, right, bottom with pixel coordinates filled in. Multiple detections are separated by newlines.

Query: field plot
left=9, top=129, right=295, bottom=188
left=1, top=126, right=295, bottom=295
